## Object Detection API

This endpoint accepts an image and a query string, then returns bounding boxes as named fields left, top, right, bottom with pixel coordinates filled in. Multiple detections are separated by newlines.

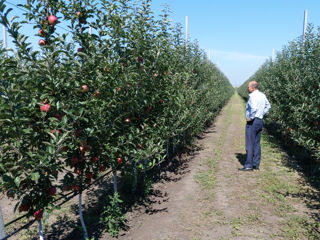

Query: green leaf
left=10, top=15, right=19, bottom=22
left=2, top=173, right=14, bottom=184
left=22, top=128, right=31, bottom=134
left=48, top=145, right=54, bottom=155
left=47, top=132, right=57, bottom=141
left=14, top=176, right=21, bottom=187
left=43, top=211, right=49, bottom=224
left=61, top=116, right=67, bottom=125
left=57, top=132, right=69, bottom=145
left=31, top=172, right=40, bottom=181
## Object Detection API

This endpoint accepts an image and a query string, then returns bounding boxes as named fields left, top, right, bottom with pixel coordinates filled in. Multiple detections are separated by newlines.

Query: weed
left=100, top=193, right=126, bottom=237
left=246, top=213, right=262, bottom=224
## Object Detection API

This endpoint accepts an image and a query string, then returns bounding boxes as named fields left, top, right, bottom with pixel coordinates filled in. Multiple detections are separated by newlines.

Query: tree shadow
left=44, top=177, right=115, bottom=240
left=263, top=123, right=320, bottom=224
left=43, top=141, right=204, bottom=240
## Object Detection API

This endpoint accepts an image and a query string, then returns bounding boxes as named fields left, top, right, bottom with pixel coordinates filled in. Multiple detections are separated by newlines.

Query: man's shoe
left=238, top=167, right=253, bottom=171
left=253, top=166, right=260, bottom=170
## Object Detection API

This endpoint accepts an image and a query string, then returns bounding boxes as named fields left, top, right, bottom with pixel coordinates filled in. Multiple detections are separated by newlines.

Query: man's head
left=248, top=81, right=258, bottom=93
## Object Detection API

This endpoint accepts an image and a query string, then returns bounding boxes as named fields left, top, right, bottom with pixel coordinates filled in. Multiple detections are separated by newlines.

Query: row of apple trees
left=0, top=0, right=233, bottom=238
left=238, top=24, right=320, bottom=166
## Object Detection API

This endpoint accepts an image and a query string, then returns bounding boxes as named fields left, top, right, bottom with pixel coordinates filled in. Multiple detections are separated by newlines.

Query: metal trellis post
left=0, top=206, right=7, bottom=240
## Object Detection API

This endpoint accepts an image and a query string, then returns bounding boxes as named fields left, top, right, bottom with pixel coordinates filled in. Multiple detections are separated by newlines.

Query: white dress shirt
left=246, top=90, right=271, bottom=120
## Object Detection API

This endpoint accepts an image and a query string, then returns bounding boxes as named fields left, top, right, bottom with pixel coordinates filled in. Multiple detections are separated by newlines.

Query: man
left=239, top=81, right=271, bottom=171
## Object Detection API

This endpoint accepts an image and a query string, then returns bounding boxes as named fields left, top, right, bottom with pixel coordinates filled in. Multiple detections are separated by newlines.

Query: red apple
left=91, top=156, right=99, bottom=163
left=48, top=15, right=58, bottom=25
left=137, top=57, right=143, bottom=63
left=74, top=169, right=82, bottom=175
left=55, top=113, right=62, bottom=121
left=138, top=143, right=143, bottom=149
left=85, top=172, right=93, bottom=179
left=117, top=157, right=123, bottom=164
left=39, top=39, right=46, bottom=46
left=117, top=87, right=121, bottom=92
left=73, top=185, right=80, bottom=191
left=77, top=48, right=83, bottom=52
left=40, top=103, right=50, bottom=112
left=33, top=209, right=44, bottom=220
left=19, top=203, right=30, bottom=212
left=81, top=84, right=89, bottom=93
left=38, top=29, right=45, bottom=36
left=125, top=118, right=131, bottom=123
left=47, top=186, right=57, bottom=196
left=153, top=73, right=158, bottom=77
left=51, top=129, right=60, bottom=135
left=159, top=99, right=164, bottom=104
left=70, top=157, right=79, bottom=165
left=77, top=12, right=86, bottom=23
left=315, top=121, right=319, bottom=126
left=146, top=106, right=152, bottom=112
left=99, top=165, right=106, bottom=172
left=79, top=145, right=86, bottom=153
left=93, top=90, right=100, bottom=97
left=76, top=11, right=83, bottom=18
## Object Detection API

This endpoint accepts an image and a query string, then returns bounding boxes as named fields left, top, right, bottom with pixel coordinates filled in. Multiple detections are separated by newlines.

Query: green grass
left=281, top=215, right=320, bottom=240
left=194, top=95, right=233, bottom=193
left=258, top=134, right=320, bottom=239
left=231, top=217, right=244, bottom=231
left=195, top=156, right=218, bottom=191
left=196, top=93, right=319, bottom=239
left=236, top=94, right=320, bottom=239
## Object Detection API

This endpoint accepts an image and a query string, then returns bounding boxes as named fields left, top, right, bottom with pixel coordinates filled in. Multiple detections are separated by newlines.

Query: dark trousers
left=245, top=118, right=263, bottom=168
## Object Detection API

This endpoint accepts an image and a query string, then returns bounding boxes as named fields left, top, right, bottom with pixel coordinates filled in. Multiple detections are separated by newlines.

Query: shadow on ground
left=235, top=153, right=246, bottom=166
left=263, top=123, right=320, bottom=224
left=42, top=139, right=205, bottom=240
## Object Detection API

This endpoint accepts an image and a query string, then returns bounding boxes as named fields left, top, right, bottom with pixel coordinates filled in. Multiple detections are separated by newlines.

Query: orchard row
left=0, top=0, right=233, bottom=229
left=238, top=25, right=320, bottom=164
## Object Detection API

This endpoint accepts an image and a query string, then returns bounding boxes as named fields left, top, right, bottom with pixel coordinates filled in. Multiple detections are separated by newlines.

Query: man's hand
left=246, top=118, right=252, bottom=122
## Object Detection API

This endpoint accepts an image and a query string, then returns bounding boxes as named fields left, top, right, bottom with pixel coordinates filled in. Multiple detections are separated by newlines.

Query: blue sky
left=151, top=0, right=320, bottom=86
left=2, top=0, right=320, bottom=86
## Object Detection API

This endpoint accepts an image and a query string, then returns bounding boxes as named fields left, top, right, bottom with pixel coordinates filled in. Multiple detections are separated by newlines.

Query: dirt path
left=1, top=93, right=318, bottom=239
left=104, top=93, right=319, bottom=240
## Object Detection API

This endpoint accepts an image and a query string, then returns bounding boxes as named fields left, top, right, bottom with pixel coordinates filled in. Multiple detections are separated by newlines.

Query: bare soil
left=1, top=93, right=319, bottom=240
left=99, top=93, right=319, bottom=240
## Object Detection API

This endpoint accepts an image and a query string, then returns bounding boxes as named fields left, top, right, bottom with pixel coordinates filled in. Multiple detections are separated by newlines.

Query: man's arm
left=263, top=97, right=271, bottom=116
left=246, top=96, right=257, bottom=121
